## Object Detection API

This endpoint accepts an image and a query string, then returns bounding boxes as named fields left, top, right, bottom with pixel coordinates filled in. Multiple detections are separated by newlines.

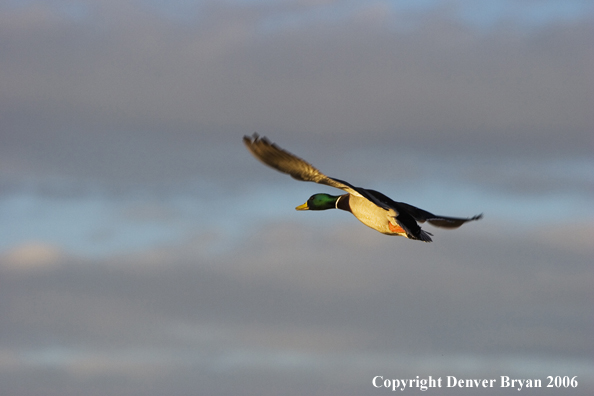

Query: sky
left=0, top=0, right=593, bottom=395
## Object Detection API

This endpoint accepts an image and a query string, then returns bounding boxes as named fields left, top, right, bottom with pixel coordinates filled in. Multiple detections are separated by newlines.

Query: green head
left=295, top=193, right=340, bottom=211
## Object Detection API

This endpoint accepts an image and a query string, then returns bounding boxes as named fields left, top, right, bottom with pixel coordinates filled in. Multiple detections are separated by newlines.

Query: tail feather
left=416, top=229, right=433, bottom=242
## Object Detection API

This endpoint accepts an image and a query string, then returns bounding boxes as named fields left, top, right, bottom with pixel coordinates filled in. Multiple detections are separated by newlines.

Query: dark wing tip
left=242, top=132, right=285, bottom=162
left=243, top=132, right=256, bottom=144
left=243, top=132, right=268, bottom=148
left=426, top=213, right=483, bottom=229
left=243, top=132, right=290, bottom=156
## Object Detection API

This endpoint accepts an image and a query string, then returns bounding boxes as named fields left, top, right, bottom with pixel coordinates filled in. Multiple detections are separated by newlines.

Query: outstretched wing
left=367, top=189, right=482, bottom=229
left=396, top=202, right=483, bottom=229
left=243, top=133, right=365, bottom=198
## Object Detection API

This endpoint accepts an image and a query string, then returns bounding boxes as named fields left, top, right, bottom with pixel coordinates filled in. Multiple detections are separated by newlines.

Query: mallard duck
left=243, top=133, right=482, bottom=242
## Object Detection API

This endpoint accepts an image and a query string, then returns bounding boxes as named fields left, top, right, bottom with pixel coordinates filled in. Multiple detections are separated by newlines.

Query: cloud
left=3, top=220, right=591, bottom=352
left=0, top=221, right=592, bottom=394
left=0, top=1, right=592, bottom=188
left=0, top=2, right=592, bottom=394
left=0, top=242, right=65, bottom=272
left=532, top=221, right=594, bottom=254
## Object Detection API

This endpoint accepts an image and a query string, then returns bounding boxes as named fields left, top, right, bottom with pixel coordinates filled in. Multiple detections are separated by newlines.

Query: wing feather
left=396, top=202, right=483, bottom=228
left=367, top=190, right=482, bottom=229
left=243, top=133, right=364, bottom=197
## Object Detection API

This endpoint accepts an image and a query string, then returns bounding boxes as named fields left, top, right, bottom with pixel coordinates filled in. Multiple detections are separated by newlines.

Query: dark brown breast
left=336, top=194, right=352, bottom=212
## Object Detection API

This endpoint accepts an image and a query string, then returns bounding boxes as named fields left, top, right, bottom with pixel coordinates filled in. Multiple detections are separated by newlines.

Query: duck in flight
left=243, top=133, right=482, bottom=242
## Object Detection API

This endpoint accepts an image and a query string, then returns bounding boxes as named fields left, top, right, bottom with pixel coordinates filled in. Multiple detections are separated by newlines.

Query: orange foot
left=388, top=222, right=405, bottom=234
